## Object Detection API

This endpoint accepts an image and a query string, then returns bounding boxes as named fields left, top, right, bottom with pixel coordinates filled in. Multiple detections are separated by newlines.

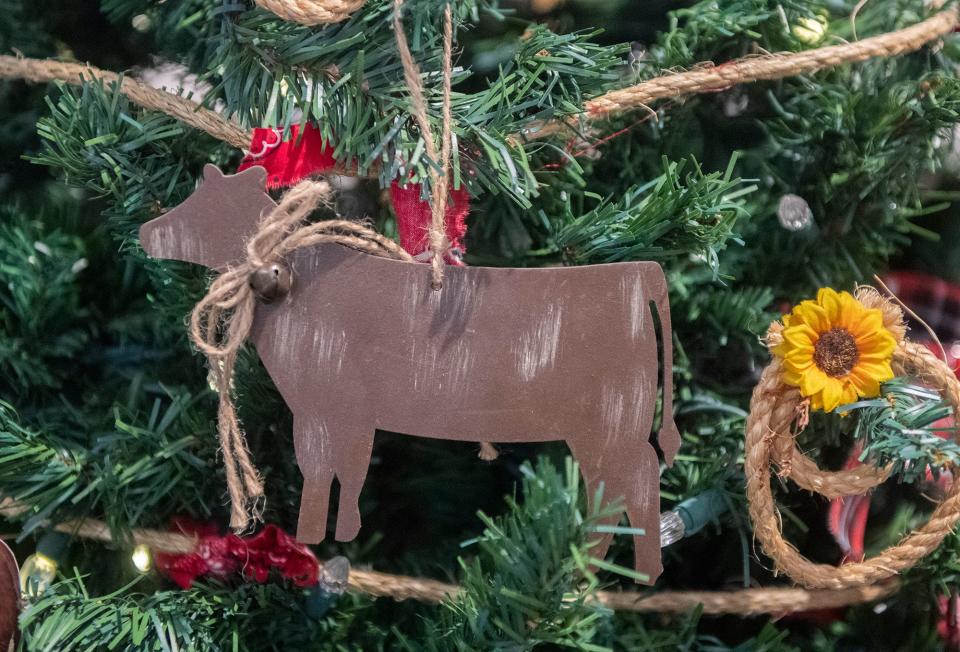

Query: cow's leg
left=613, top=327, right=666, bottom=582
left=566, top=437, right=620, bottom=566
left=621, top=441, right=663, bottom=584
left=333, top=427, right=375, bottom=542
left=294, top=415, right=335, bottom=544
left=568, top=435, right=662, bottom=584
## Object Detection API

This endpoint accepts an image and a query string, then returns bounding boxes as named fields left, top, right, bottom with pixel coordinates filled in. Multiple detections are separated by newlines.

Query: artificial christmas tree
left=3, top=0, right=960, bottom=649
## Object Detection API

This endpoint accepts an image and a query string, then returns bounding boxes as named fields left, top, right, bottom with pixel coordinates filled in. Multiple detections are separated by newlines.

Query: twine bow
left=190, top=181, right=411, bottom=530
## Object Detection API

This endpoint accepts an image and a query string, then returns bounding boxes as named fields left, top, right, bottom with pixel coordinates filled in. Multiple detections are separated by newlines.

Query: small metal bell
left=250, top=262, right=292, bottom=303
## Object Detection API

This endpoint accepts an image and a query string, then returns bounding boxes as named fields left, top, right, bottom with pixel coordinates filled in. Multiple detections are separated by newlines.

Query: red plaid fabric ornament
left=883, top=271, right=960, bottom=372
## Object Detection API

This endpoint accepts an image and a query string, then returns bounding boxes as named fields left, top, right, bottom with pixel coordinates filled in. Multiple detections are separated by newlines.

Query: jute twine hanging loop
left=252, top=0, right=457, bottom=289
left=745, top=287, right=960, bottom=590
left=390, top=0, right=497, bottom=459
left=254, top=0, right=365, bottom=25
left=392, top=0, right=456, bottom=291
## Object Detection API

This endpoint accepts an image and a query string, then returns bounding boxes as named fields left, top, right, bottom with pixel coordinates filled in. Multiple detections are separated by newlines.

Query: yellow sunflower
left=773, top=287, right=897, bottom=412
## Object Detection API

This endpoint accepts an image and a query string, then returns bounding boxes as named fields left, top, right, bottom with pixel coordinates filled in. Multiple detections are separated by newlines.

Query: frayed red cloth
left=238, top=124, right=336, bottom=189
left=389, top=181, right=469, bottom=263
left=154, top=518, right=319, bottom=589
left=236, top=124, right=471, bottom=262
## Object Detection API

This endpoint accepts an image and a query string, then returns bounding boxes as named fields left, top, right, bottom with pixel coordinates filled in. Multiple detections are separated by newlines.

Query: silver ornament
left=777, top=194, right=814, bottom=231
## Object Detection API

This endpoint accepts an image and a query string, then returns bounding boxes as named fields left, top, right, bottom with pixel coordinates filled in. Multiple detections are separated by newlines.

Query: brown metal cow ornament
left=139, top=165, right=681, bottom=583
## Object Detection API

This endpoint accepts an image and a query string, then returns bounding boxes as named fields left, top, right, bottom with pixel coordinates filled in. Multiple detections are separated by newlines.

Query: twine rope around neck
left=189, top=180, right=411, bottom=530
left=1, top=8, right=952, bottom=172
left=745, top=341, right=960, bottom=590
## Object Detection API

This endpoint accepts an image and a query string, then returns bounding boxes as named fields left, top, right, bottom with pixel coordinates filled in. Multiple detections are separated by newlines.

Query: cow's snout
left=139, top=217, right=172, bottom=260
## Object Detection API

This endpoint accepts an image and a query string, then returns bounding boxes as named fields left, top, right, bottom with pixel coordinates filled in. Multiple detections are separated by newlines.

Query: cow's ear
left=236, top=165, right=268, bottom=188
left=202, top=164, right=224, bottom=181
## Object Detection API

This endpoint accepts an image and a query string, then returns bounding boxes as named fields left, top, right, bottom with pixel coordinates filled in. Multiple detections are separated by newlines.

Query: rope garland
left=0, top=8, right=954, bottom=157
left=254, top=0, right=364, bottom=25
left=0, top=502, right=898, bottom=615
left=188, top=180, right=411, bottom=530
left=0, top=56, right=250, bottom=149
left=520, top=8, right=960, bottom=141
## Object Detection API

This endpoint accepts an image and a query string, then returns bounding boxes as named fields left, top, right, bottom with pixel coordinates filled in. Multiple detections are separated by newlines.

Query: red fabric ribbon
left=237, top=124, right=470, bottom=261
left=389, top=181, right=469, bottom=263
left=154, top=518, right=319, bottom=589
left=938, top=593, right=960, bottom=648
left=238, top=124, right=337, bottom=189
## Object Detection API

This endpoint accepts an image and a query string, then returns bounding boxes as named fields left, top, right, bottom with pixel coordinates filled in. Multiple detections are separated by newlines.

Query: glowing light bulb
left=19, top=552, right=57, bottom=597
left=777, top=194, right=814, bottom=231
left=131, top=544, right=152, bottom=573
left=131, top=14, right=152, bottom=32
left=792, top=15, right=827, bottom=45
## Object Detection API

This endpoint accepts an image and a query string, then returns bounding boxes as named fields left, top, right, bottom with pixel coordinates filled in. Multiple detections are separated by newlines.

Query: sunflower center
left=813, top=328, right=859, bottom=377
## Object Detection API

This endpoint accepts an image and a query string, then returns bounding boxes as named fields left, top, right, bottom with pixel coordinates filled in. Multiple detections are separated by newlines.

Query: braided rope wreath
left=745, top=287, right=960, bottom=590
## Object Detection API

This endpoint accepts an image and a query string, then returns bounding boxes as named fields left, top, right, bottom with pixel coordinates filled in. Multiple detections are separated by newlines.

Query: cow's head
left=139, top=164, right=277, bottom=271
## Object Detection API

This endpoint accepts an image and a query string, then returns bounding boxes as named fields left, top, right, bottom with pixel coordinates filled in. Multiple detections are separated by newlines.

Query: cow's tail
left=649, top=265, right=680, bottom=467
